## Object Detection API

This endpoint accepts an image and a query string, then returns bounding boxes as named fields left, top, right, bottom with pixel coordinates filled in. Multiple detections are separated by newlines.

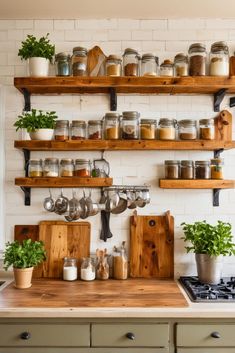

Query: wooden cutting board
left=87, top=45, right=107, bottom=76
left=130, top=211, right=174, bottom=278
left=214, top=110, right=232, bottom=141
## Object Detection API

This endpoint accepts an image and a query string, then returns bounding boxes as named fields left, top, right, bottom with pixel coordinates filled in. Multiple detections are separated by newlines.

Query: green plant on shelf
left=14, top=109, right=58, bottom=132
left=18, top=33, right=55, bottom=62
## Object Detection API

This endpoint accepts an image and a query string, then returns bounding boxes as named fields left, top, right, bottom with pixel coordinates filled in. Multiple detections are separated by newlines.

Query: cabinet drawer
left=0, top=324, right=90, bottom=347
left=177, top=349, right=235, bottom=353
left=91, top=323, right=169, bottom=347
left=0, top=349, right=169, bottom=353
left=177, top=324, right=235, bottom=347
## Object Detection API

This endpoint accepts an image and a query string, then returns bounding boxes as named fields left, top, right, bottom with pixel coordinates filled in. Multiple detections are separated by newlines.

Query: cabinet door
left=177, top=349, right=235, bottom=353
left=0, top=349, right=169, bottom=353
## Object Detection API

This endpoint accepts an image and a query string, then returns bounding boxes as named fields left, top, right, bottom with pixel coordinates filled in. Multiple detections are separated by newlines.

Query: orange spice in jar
left=199, top=119, right=215, bottom=140
left=74, top=159, right=91, bottom=177
left=54, top=120, right=69, bottom=141
left=210, top=158, right=224, bottom=179
left=158, top=118, right=177, bottom=140
left=60, top=159, right=74, bottom=177
left=140, top=119, right=157, bottom=139
left=106, top=55, right=122, bottom=76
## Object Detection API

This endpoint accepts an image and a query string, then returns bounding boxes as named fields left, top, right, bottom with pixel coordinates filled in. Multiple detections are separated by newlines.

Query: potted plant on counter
left=14, top=109, right=57, bottom=140
left=18, top=33, right=55, bottom=76
left=3, top=239, right=46, bottom=289
left=181, top=220, right=235, bottom=284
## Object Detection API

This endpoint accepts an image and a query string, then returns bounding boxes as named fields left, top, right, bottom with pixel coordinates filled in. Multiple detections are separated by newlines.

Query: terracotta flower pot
left=13, top=267, right=34, bottom=289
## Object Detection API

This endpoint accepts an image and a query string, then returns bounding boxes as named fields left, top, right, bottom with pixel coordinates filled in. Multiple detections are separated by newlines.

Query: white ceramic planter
left=28, top=57, right=50, bottom=77
left=29, top=129, right=54, bottom=141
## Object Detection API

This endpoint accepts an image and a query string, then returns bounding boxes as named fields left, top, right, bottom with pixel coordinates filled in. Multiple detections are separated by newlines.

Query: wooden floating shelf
left=159, top=179, right=235, bottom=189
left=15, top=177, right=113, bottom=188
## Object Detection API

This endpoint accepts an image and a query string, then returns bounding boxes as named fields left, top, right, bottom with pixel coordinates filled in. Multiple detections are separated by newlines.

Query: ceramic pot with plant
left=3, top=239, right=46, bottom=289
left=181, top=220, right=235, bottom=284
left=14, top=109, right=57, bottom=140
left=18, top=33, right=55, bottom=76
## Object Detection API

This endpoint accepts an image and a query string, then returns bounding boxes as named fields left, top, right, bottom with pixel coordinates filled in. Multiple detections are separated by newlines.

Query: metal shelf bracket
left=20, top=186, right=31, bottom=206
left=214, top=148, right=224, bottom=158
left=109, top=88, right=117, bottom=111
left=213, top=188, right=221, bottom=207
left=22, top=88, right=31, bottom=111
left=214, top=88, right=227, bottom=112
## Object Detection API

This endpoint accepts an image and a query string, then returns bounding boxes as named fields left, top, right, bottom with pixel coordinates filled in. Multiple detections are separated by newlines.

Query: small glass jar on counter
left=80, top=257, right=96, bottom=281
left=74, top=159, right=91, bottom=177
left=199, top=118, right=215, bottom=140
left=96, top=256, right=109, bottom=280
left=121, top=111, right=140, bottom=140
left=113, top=243, right=128, bottom=280
left=140, top=119, right=157, bottom=139
left=188, top=43, right=206, bottom=76
left=210, top=158, right=224, bottom=179
left=55, top=52, right=71, bottom=76
left=106, top=55, right=122, bottom=76
left=210, top=41, right=229, bottom=76
left=72, top=46, right=88, bottom=76
left=60, top=158, right=74, bottom=177
left=28, top=159, right=43, bottom=177
left=88, top=120, right=103, bottom=139
left=71, top=120, right=86, bottom=140
left=165, top=160, right=180, bottom=179
left=174, top=53, right=189, bottom=76
left=103, top=112, right=120, bottom=140
left=195, top=161, right=210, bottom=179
left=123, top=48, right=140, bottom=76
left=63, top=257, right=77, bottom=281
left=54, top=120, right=69, bottom=141
left=178, top=119, right=197, bottom=140
left=141, top=53, right=159, bottom=77
left=43, top=158, right=59, bottom=177
left=160, top=59, right=174, bottom=77
left=158, top=118, right=177, bottom=140
left=181, top=160, right=194, bottom=179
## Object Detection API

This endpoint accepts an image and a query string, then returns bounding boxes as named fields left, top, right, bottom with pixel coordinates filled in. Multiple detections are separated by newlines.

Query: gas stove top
left=179, top=276, right=235, bottom=302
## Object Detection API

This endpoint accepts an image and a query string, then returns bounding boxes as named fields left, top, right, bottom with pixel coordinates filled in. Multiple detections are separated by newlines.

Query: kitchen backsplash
left=1, top=18, right=235, bottom=276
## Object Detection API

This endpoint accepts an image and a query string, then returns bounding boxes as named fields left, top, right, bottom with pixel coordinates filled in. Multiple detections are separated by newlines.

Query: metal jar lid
left=44, top=158, right=59, bottom=163
left=29, top=159, right=42, bottom=165
left=73, top=46, right=88, bottom=55
left=142, top=53, right=159, bottom=65
left=104, top=112, right=120, bottom=120
left=181, top=160, right=194, bottom=166
left=195, top=160, right=210, bottom=165
left=55, top=52, right=71, bottom=61
left=161, top=59, right=173, bottom=67
left=88, top=120, right=103, bottom=126
left=123, top=48, right=140, bottom=56
left=174, top=53, right=188, bottom=62
left=211, top=41, right=229, bottom=54
left=107, top=55, right=122, bottom=62
left=60, top=159, right=74, bottom=165
left=55, top=120, right=69, bottom=127
left=165, top=160, right=180, bottom=165
left=199, top=118, right=214, bottom=125
left=188, top=43, right=206, bottom=53
left=178, top=119, right=197, bottom=127
left=159, top=118, right=177, bottom=126
left=71, top=120, right=86, bottom=127
left=140, top=119, right=157, bottom=124
left=210, top=158, right=224, bottom=164
left=122, top=111, right=140, bottom=120
left=75, top=158, right=90, bottom=163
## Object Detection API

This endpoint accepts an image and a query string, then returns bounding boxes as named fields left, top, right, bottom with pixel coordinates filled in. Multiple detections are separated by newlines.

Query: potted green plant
left=18, top=33, right=55, bottom=77
left=3, top=239, right=46, bottom=289
left=181, top=220, right=235, bottom=284
left=14, top=109, right=57, bottom=140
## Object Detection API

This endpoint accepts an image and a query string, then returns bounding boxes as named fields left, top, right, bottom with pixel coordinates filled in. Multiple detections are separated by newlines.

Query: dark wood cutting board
left=130, top=211, right=174, bottom=278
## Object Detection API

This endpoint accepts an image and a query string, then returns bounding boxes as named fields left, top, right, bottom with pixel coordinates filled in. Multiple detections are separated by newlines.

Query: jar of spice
left=195, top=161, right=210, bottom=179
left=188, top=43, right=206, bottom=76
left=74, top=159, right=91, bottom=177
left=88, top=120, right=103, bottom=139
left=174, top=53, right=189, bottom=76
left=178, top=119, right=197, bottom=140
left=165, top=160, right=180, bottom=179
left=54, top=120, right=69, bottom=141
left=141, top=53, right=159, bottom=77
left=158, top=118, right=177, bottom=140
left=71, top=120, right=86, bottom=140
left=104, top=112, right=120, bottom=140
left=123, top=48, right=140, bottom=76
left=160, top=59, right=174, bottom=77
left=210, top=158, right=224, bottom=179
left=43, top=158, right=59, bottom=177
left=80, top=257, right=96, bottom=281
left=106, top=55, right=122, bottom=76
left=55, top=52, right=71, bottom=76
left=63, top=257, right=77, bottom=281
left=180, top=160, right=194, bottom=179
left=140, top=119, right=157, bottom=139
left=210, top=41, right=229, bottom=76
left=96, top=249, right=109, bottom=280
left=60, top=158, right=74, bottom=177
left=199, top=118, right=215, bottom=140
left=72, top=46, right=88, bottom=76
left=113, top=242, right=128, bottom=280
left=121, top=111, right=140, bottom=139
left=28, top=159, right=43, bottom=177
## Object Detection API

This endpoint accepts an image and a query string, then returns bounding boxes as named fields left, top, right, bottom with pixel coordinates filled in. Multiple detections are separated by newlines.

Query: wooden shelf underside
left=15, top=177, right=113, bottom=188
left=159, top=179, right=235, bottom=189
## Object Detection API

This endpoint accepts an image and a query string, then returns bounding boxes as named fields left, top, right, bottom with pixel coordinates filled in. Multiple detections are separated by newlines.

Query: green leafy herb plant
left=14, top=109, right=57, bottom=133
left=18, top=33, right=55, bottom=62
left=181, top=220, right=235, bottom=257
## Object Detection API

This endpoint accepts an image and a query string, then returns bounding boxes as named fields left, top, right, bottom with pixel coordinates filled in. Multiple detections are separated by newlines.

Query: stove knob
left=126, top=332, right=135, bottom=340
left=20, top=332, right=31, bottom=340
left=211, top=332, right=221, bottom=339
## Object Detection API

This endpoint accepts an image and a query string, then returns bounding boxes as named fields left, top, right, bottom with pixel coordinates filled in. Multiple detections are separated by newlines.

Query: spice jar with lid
left=181, top=160, right=194, bottom=179
left=72, top=46, right=88, bottom=76
left=211, top=158, right=224, bottom=179
left=80, top=257, right=96, bottom=281
left=63, top=257, right=77, bottom=281
left=210, top=41, right=229, bottom=76
left=104, top=112, right=120, bottom=140
left=188, top=43, right=207, bottom=76
left=113, top=242, right=128, bottom=280
left=141, top=53, right=159, bottom=77
left=123, top=48, right=140, bottom=76
left=178, top=119, right=197, bottom=140
left=96, top=249, right=109, bottom=280
left=28, top=159, right=43, bottom=177
left=165, top=160, right=180, bottom=179
left=199, top=118, right=215, bottom=140
left=160, top=59, right=174, bottom=77
left=174, top=53, right=189, bottom=76
left=121, top=111, right=140, bottom=139
left=140, top=119, right=157, bottom=139
left=158, top=118, right=177, bottom=140
left=60, top=158, right=74, bottom=177
left=106, top=55, right=122, bottom=76
left=43, top=158, right=59, bottom=177
left=195, top=161, right=210, bottom=179
left=54, top=120, right=69, bottom=141
left=55, top=52, right=71, bottom=76
left=74, top=159, right=91, bottom=177
left=88, top=120, right=103, bottom=139
left=71, top=120, right=86, bottom=140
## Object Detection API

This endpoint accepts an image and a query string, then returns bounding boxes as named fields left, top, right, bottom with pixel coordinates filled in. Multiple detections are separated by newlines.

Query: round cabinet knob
left=126, top=332, right=135, bottom=340
left=211, top=331, right=221, bottom=339
left=20, top=332, right=31, bottom=340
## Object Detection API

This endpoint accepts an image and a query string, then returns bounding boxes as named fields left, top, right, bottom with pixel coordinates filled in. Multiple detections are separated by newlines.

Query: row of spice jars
left=165, top=158, right=224, bottom=180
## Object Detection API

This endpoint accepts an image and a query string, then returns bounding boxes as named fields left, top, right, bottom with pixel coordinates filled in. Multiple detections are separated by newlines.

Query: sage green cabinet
left=0, top=350, right=168, bottom=353
left=177, top=349, right=235, bottom=353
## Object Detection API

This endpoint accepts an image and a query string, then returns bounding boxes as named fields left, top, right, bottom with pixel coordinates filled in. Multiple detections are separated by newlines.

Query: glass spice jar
left=121, top=111, right=140, bottom=140
left=174, top=53, right=189, bottom=76
left=74, top=159, right=91, bottom=177
left=63, top=257, right=77, bottom=281
left=71, top=120, right=86, bottom=140
left=195, top=161, right=210, bottom=179
left=210, top=158, right=224, bottom=179
left=54, top=120, right=69, bottom=141
left=188, top=43, right=207, bottom=76
left=178, top=119, right=197, bottom=140
left=158, top=118, right=177, bottom=140
left=113, top=242, right=128, bottom=280
left=199, top=118, right=215, bottom=140
left=160, top=59, right=174, bottom=77
left=88, top=120, right=103, bottom=140
left=80, top=257, right=96, bottom=281
left=43, top=158, right=59, bottom=177
left=123, top=48, right=140, bottom=76
left=55, top=52, right=71, bottom=76
left=28, top=159, right=43, bottom=177
left=140, top=119, right=157, bottom=139
left=104, top=112, right=120, bottom=140
left=60, top=158, right=74, bottom=177
left=165, top=160, right=180, bottom=179
left=141, top=53, right=159, bottom=77
left=180, top=160, right=194, bottom=179
left=72, top=46, right=88, bottom=76
left=210, top=41, right=229, bottom=76
left=96, top=255, right=109, bottom=280
left=106, top=55, right=122, bottom=76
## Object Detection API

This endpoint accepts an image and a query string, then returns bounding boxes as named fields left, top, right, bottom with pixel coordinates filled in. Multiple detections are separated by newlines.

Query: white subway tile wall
left=0, top=18, right=235, bottom=276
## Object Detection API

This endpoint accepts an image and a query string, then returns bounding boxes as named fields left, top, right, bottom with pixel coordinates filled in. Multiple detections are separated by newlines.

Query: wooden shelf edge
left=159, top=179, right=235, bottom=189
left=15, top=177, right=113, bottom=188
